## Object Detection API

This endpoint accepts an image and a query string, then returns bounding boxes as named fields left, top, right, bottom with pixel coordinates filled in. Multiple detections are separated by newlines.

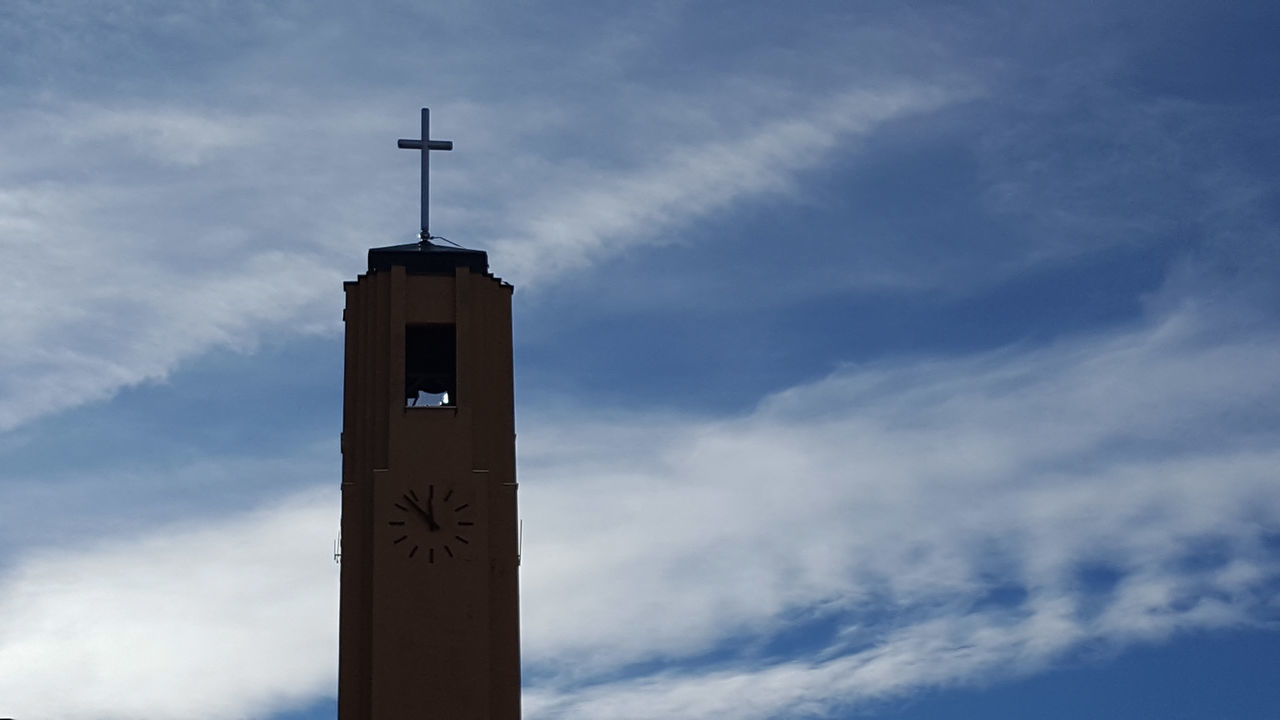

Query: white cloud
left=0, top=3, right=1274, bottom=719
left=0, top=104, right=359, bottom=431
left=515, top=304, right=1280, bottom=715
left=0, top=74, right=968, bottom=432
left=54, top=106, right=264, bottom=167
left=0, top=304, right=1276, bottom=719
left=523, top=583, right=1246, bottom=720
left=490, top=83, right=967, bottom=286
left=0, top=486, right=339, bottom=720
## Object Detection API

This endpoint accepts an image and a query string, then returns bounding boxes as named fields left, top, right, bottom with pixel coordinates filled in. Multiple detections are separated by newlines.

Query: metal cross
left=397, top=108, right=453, bottom=243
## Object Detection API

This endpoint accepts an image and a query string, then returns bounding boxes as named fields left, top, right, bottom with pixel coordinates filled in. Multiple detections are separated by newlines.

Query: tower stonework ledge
left=339, top=240, right=520, bottom=719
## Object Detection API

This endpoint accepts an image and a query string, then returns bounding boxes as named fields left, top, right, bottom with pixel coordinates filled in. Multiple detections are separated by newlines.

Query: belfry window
left=405, top=323, right=456, bottom=407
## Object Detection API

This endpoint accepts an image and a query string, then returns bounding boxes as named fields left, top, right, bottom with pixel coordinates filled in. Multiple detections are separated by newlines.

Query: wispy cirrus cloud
left=515, top=302, right=1280, bottom=716
left=491, top=83, right=970, bottom=285
left=0, top=101, right=375, bottom=431
left=0, top=485, right=339, bottom=720
left=0, top=73, right=966, bottom=432
left=1, top=301, right=1275, bottom=719
left=1, top=2, right=1277, bottom=719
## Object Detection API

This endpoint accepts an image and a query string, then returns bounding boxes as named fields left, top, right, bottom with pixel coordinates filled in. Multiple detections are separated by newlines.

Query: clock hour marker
left=458, top=521, right=474, bottom=526
left=429, top=548, right=435, bottom=563
left=454, top=535, right=469, bottom=544
left=454, top=503, right=469, bottom=512
left=393, top=535, right=408, bottom=544
left=444, top=545, right=454, bottom=558
left=443, top=489, right=454, bottom=502
left=388, top=520, right=405, bottom=526
left=409, top=545, right=418, bottom=558
left=394, top=502, right=408, bottom=511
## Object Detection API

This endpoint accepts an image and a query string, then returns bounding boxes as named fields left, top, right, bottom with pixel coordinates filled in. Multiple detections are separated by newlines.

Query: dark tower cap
left=368, top=241, right=489, bottom=275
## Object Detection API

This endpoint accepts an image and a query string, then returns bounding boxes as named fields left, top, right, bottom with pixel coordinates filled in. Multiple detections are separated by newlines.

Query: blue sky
left=1, top=1, right=1279, bottom=718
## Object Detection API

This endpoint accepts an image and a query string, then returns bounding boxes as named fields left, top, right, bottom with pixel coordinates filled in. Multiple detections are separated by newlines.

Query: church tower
left=338, top=109, right=520, bottom=719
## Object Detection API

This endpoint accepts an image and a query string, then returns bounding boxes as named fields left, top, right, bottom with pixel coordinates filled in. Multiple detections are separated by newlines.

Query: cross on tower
left=397, top=107, right=453, bottom=243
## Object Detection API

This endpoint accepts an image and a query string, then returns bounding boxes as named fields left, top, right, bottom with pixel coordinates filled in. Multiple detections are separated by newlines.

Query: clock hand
left=424, top=485, right=442, bottom=532
left=403, top=494, right=441, bottom=532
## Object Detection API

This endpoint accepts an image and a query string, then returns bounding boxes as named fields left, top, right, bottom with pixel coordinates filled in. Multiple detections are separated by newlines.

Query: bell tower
left=338, top=109, right=520, bottom=719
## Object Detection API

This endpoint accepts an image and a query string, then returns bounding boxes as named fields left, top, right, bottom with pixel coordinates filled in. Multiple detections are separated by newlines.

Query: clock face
left=387, top=483, right=477, bottom=563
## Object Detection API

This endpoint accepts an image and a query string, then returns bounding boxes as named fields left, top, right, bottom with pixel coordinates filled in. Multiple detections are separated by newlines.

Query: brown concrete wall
left=340, top=264, right=519, bottom=720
